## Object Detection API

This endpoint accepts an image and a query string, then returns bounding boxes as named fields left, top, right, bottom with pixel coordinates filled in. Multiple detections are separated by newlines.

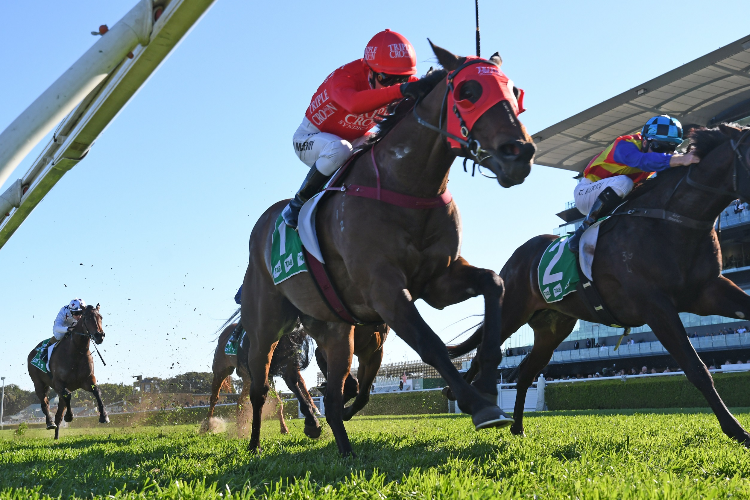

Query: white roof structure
left=533, top=34, right=750, bottom=173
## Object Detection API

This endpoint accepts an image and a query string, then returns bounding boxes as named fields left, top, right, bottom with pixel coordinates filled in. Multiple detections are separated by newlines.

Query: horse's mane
left=690, top=123, right=750, bottom=159
left=365, top=68, right=448, bottom=147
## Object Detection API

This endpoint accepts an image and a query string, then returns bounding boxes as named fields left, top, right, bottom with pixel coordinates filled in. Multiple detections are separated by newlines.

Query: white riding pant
left=292, top=118, right=369, bottom=175
left=573, top=176, right=634, bottom=214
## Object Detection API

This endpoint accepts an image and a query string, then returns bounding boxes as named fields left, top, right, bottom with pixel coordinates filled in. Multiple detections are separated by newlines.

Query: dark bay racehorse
left=203, top=321, right=320, bottom=438
left=450, top=124, right=750, bottom=445
left=241, top=42, right=535, bottom=455
left=27, top=304, right=108, bottom=439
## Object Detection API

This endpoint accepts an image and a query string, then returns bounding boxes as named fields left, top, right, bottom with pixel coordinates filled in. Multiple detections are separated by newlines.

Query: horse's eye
left=458, top=80, right=483, bottom=103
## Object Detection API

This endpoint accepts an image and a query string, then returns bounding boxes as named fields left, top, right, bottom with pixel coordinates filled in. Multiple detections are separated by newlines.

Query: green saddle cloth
left=31, top=339, right=51, bottom=373
left=538, top=235, right=580, bottom=304
left=271, top=215, right=308, bottom=285
left=225, top=331, right=245, bottom=356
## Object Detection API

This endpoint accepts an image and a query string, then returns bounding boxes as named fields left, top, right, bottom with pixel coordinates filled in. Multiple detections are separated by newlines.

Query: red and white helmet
left=363, top=29, right=417, bottom=75
left=69, top=298, right=86, bottom=313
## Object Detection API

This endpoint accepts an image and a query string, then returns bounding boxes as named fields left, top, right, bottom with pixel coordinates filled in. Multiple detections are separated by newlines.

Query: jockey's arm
left=331, top=81, right=404, bottom=114
left=613, top=141, right=672, bottom=172
left=52, top=320, right=68, bottom=340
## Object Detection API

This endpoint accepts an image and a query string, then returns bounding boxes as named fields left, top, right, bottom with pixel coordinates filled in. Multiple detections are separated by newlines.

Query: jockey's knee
left=316, top=140, right=352, bottom=175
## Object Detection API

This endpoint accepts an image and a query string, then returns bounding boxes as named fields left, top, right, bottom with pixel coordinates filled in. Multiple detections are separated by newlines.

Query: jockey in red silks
left=567, top=115, right=701, bottom=253
left=282, top=29, right=437, bottom=228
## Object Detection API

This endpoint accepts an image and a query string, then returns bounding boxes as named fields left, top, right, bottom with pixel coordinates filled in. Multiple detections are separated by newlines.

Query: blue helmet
left=641, top=115, right=683, bottom=145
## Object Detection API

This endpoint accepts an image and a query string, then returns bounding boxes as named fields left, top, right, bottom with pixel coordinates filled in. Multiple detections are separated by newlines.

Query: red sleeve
left=330, top=82, right=403, bottom=114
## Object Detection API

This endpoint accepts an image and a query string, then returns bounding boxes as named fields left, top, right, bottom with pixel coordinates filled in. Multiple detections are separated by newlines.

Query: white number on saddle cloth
left=542, top=239, right=566, bottom=286
left=297, top=251, right=305, bottom=266
left=278, top=220, right=287, bottom=255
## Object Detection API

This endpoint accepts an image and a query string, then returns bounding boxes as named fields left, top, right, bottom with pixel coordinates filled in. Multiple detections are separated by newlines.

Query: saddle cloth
left=224, top=330, right=246, bottom=356
left=537, top=222, right=602, bottom=304
left=30, top=339, right=57, bottom=373
left=270, top=214, right=308, bottom=285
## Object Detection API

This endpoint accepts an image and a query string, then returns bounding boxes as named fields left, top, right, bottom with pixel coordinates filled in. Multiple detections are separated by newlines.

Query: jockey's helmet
left=69, top=298, right=86, bottom=313
left=364, top=29, right=417, bottom=77
left=641, top=115, right=684, bottom=152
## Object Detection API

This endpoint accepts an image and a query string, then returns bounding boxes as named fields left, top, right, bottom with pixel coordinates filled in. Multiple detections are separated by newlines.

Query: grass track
left=1, top=409, right=750, bottom=499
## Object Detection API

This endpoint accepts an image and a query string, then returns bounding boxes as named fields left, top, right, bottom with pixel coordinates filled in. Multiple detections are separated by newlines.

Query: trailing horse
left=203, top=320, right=319, bottom=438
left=450, top=124, right=750, bottom=445
left=241, top=42, right=535, bottom=455
left=27, top=304, right=108, bottom=440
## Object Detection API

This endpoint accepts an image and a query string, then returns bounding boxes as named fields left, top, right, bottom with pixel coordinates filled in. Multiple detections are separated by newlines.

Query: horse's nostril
left=501, top=143, right=521, bottom=157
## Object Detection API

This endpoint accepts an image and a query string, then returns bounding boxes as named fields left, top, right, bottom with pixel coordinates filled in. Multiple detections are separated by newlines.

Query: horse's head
left=430, top=41, right=535, bottom=187
left=80, top=303, right=105, bottom=344
left=690, top=124, right=750, bottom=203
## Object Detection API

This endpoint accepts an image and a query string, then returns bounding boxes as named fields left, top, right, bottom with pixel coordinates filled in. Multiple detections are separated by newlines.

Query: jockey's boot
left=281, top=164, right=331, bottom=229
left=41, top=337, right=57, bottom=365
left=567, top=187, right=623, bottom=253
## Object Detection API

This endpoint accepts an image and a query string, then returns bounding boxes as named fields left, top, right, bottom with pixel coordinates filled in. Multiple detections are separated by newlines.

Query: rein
left=72, top=310, right=107, bottom=366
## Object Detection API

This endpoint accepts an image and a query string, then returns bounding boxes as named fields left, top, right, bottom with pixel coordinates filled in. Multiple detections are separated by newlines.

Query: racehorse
left=449, top=124, right=750, bottom=445
left=241, top=42, right=535, bottom=456
left=27, top=304, right=108, bottom=439
left=203, top=321, right=320, bottom=438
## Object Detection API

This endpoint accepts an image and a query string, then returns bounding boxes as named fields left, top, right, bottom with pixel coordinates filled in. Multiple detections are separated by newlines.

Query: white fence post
left=535, top=374, right=546, bottom=411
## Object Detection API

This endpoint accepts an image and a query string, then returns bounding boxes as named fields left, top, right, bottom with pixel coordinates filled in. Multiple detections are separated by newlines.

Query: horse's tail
left=214, top=307, right=241, bottom=339
left=447, top=323, right=484, bottom=359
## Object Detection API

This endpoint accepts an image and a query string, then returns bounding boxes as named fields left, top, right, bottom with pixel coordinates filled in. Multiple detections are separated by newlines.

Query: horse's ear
left=96, top=303, right=100, bottom=311
left=429, top=39, right=463, bottom=71
left=489, top=52, right=503, bottom=67
left=719, top=123, right=743, bottom=140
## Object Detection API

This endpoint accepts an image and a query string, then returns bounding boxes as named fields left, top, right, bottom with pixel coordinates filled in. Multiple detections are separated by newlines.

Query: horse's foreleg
left=203, top=366, right=234, bottom=433
left=276, top=393, right=289, bottom=434
left=236, top=380, right=251, bottom=438
left=421, top=258, right=505, bottom=398
left=33, top=380, right=55, bottom=429
left=88, top=380, right=110, bottom=424
left=691, top=276, right=750, bottom=322
left=283, top=362, right=320, bottom=438
left=343, top=345, right=382, bottom=421
left=647, top=296, right=750, bottom=446
left=370, top=277, right=509, bottom=429
left=511, top=311, right=576, bottom=436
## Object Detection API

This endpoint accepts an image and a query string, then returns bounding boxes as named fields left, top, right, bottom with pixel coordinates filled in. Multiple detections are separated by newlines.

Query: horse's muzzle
left=486, top=140, right=535, bottom=187
left=94, top=332, right=105, bottom=345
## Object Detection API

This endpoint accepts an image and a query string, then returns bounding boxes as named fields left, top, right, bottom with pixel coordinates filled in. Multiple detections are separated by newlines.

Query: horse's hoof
left=472, top=406, right=514, bottom=430
left=510, top=425, right=526, bottom=437
left=99, top=415, right=110, bottom=424
left=342, top=408, right=355, bottom=422
left=340, top=450, right=356, bottom=458
left=304, top=424, right=322, bottom=439
left=46, top=422, right=57, bottom=430
left=280, top=427, right=290, bottom=435
left=64, top=413, right=73, bottom=423
left=442, top=386, right=456, bottom=401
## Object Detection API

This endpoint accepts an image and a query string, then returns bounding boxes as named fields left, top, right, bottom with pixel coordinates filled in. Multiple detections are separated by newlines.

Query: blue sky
left=1, top=0, right=748, bottom=392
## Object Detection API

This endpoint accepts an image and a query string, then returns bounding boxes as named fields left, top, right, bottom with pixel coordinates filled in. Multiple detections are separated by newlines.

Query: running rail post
left=0, top=0, right=153, bottom=189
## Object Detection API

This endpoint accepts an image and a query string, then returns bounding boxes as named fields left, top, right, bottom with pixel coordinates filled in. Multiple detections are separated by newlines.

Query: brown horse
left=450, top=124, right=750, bottom=445
left=27, top=304, right=108, bottom=439
left=241, top=42, right=535, bottom=455
left=203, top=321, right=320, bottom=438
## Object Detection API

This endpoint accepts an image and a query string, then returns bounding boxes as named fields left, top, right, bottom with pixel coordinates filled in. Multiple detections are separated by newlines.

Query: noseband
left=412, top=58, right=510, bottom=172
left=685, top=129, right=750, bottom=203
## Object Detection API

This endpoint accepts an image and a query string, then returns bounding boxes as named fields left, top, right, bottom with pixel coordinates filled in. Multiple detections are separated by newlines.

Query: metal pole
left=1, top=377, right=5, bottom=429
left=475, top=0, right=481, bottom=57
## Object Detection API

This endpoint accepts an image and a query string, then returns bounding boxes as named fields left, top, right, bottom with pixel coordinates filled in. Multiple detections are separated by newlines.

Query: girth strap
left=302, top=248, right=369, bottom=325
left=611, top=207, right=715, bottom=231
left=575, top=260, right=633, bottom=330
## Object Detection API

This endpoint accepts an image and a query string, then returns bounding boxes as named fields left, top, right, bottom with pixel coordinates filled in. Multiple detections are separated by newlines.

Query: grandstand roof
left=532, top=34, right=750, bottom=173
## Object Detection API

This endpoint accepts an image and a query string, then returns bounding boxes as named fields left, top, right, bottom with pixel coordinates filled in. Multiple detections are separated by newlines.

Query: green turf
left=2, top=410, right=750, bottom=499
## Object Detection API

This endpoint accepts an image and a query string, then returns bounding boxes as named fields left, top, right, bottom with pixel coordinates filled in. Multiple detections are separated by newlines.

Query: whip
left=475, top=0, right=481, bottom=57
left=90, top=335, right=107, bottom=366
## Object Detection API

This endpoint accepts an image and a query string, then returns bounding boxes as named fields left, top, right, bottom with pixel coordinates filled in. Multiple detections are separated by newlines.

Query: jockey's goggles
left=373, top=72, right=410, bottom=86
left=71, top=311, right=83, bottom=316
left=647, top=140, right=678, bottom=154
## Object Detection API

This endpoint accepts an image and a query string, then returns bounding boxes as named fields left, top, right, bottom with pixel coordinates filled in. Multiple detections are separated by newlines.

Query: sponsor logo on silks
left=341, top=105, right=389, bottom=130
left=364, top=46, right=377, bottom=61
left=553, top=283, right=563, bottom=297
left=476, top=65, right=501, bottom=76
left=308, top=89, right=329, bottom=114
left=542, top=287, right=551, bottom=300
left=388, top=43, right=412, bottom=59
left=273, top=261, right=282, bottom=278
left=284, top=254, right=294, bottom=273
left=311, top=102, right=337, bottom=126
left=295, top=140, right=315, bottom=152
left=297, top=251, right=305, bottom=266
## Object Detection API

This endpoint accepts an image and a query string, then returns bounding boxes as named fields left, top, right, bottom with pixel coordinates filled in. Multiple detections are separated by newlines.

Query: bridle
left=412, top=58, right=513, bottom=177
left=685, top=129, right=750, bottom=203
left=70, top=308, right=107, bottom=365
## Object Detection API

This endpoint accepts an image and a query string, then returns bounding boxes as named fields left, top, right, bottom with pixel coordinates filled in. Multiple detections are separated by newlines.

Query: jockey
left=42, top=299, right=86, bottom=363
left=282, top=29, right=437, bottom=228
left=567, top=115, right=700, bottom=253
